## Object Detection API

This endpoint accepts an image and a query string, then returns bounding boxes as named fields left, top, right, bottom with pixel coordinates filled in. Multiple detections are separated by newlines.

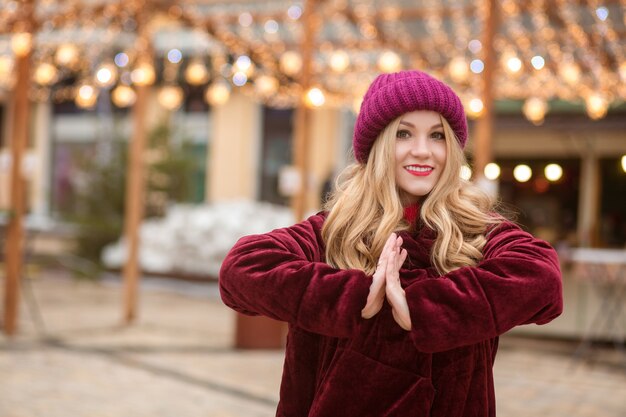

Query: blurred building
left=1, top=91, right=624, bottom=248
left=1, top=1, right=625, bottom=337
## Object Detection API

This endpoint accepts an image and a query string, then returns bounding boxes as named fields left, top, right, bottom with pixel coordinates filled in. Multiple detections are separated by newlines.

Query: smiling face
left=394, top=110, right=448, bottom=204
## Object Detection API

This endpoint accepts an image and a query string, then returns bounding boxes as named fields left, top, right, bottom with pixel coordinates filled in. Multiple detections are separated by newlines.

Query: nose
left=409, top=136, right=430, bottom=158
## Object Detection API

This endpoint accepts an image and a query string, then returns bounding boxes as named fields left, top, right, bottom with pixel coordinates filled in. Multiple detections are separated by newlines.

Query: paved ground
left=1, top=270, right=625, bottom=417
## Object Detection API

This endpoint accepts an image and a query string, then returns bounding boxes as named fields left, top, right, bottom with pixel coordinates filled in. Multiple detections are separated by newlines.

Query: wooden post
left=291, top=0, right=316, bottom=221
left=122, top=4, right=151, bottom=323
left=473, top=0, right=498, bottom=179
left=232, top=0, right=318, bottom=350
left=122, top=83, right=149, bottom=323
left=577, top=150, right=601, bottom=247
left=3, top=4, right=34, bottom=336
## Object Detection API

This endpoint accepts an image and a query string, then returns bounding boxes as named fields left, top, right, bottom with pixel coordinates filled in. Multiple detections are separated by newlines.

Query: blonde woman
left=219, top=70, right=563, bottom=417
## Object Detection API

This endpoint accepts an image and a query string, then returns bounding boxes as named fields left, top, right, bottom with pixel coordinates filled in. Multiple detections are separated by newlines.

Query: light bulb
left=544, top=164, right=563, bottom=182
left=112, top=85, right=137, bottom=107
left=330, top=50, right=350, bottom=73
left=205, top=81, right=231, bottom=105
left=131, top=62, right=155, bottom=86
left=11, top=33, right=32, bottom=57
left=484, top=163, right=501, bottom=180
left=523, top=97, right=549, bottom=125
left=75, top=84, right=98, bottom=108
left=95, top=63, right=118, bottom=88
left=378, top=51, right=401, bottom=73
left=185, top=59, right=209, bottom=85
left=157, top=85, right=184, bottom=111
left=513, top=164, right=532, bottom=182
left=34, top=62, right=58, bottom=86
left=280, top=51, right=302, bottom=76
left=305, top=87, right=325, bottom=107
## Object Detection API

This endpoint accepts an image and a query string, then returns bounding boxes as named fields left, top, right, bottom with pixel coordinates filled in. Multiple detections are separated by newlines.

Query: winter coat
left=219, top=212, right=563, bottom=417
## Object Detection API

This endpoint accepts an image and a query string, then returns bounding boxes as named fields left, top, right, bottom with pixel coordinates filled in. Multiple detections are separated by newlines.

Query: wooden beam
left=122, top=2, right=151, bottom=324
left=3, top=3, right=34, bottom=336
left=122, top=84, right=149, bottom=324
left=473, top=0, right=498, bottom=179
left=291, top=0, right=316, bottom=221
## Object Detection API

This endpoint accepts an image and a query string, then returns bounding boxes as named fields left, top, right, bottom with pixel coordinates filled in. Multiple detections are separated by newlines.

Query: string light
left=55, top=44, right=78, bottom=66
left=468, top=39, right=482, bottom=54
left=279, top=51, right=302, bottom=76
left=595, top=6, right=609, bottom=22
left=238, top=12, right=253, bottom=27
left=484, top=163, right=501, bottom=180
left=185, top=59, right=209, bottom=85
left=95, top=63, right=117, bottom=88
left=157, top=85, right=184, bottom=111
left=167, top=49, right=182, bottom=64
left=111, top=85, right=136, bottom=107
left=0, top=0, right=622, bottom=121
left=560, top=61, right=581, bottom=85
left=448, top=57, right=469, bottom=83
left=531, top=56, right=545, bottom=70
left=287, top=5, right=303, bottom=20
left=378, top=50, right=401, bottom=73
left=505, top=56, right=522, bottom=74
left=585, top=92, right=608, bottom=120
left=232, top=71, right=247, bottom=86
left=75, top=84, right=98, bottom=109
left=544, top=164, right=563, bottom=181
left=513, top=165, right=532, bottom=182
left=11, top=33, right=32, bottom=57
left=468, top=98, right=484, bottom=117
left=523, top=97, right=549, bottom=125
left=205, top=80, right=231, bottom=105
left=330, top=50, right=350, bottom=73
left=131, top=61, right=156, bottom=86
left=305, top=87, right=325, bottom=107
left=264, top=20, right=279, bottom=34
left=234, top=55, right=255, bottom=76
left=34, top=62, right=57, bottom=86
left=114, top=52, right=129, bottom=68
left=254, top=74, right=279, bottom=97
left=470, top=59, right=484, bottom=74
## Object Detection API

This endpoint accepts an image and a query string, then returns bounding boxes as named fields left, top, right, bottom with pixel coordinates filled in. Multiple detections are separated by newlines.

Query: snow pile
left=102, top=200, right=294, bottom=277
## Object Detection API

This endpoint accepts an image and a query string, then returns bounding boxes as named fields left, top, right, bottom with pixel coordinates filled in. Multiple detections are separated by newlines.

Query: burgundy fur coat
left=219, top=212, right=563, bottom=417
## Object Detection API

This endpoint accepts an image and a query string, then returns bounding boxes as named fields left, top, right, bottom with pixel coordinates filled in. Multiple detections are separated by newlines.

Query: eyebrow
left=399, top=121, right=444, bottom=130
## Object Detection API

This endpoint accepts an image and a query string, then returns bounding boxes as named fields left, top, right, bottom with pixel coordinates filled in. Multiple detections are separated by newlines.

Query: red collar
left=403, top=202, right=420, bottom=224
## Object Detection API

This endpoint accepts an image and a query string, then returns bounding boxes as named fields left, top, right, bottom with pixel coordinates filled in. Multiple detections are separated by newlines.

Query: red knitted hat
left=353, top=70, right=468, bottom=163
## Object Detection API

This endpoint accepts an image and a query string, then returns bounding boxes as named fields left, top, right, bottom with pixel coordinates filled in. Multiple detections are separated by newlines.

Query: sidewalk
left=1, top=270, right=625, bottom=417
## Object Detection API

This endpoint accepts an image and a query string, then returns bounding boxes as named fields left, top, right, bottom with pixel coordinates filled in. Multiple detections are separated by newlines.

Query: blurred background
left=1, top=0, right=625, bottom=416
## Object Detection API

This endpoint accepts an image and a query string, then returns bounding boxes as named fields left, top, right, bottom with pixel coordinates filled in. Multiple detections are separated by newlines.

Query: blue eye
left=396, top=129, right=411, bottom=139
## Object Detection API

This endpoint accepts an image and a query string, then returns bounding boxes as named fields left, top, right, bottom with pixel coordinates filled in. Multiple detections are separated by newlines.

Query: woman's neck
left=403, top=201, right=420, bottom=224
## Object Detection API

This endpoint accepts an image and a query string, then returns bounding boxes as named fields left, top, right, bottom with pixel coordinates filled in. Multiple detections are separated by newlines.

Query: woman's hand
left=361, top=233, right=398, bottom=319
left=385, top=239, right=411, bottom=330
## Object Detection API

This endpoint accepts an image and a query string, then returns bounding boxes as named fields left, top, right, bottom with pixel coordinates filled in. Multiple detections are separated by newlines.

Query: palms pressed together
left=361, top=233, right=412, bottom=330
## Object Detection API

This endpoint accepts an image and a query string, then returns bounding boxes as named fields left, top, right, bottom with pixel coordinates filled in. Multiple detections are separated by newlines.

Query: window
left=497, top=158, right=580, bottom=245
left=599, top=157, right=626, bottom=247
left=259, top=107, right=293, bottom=205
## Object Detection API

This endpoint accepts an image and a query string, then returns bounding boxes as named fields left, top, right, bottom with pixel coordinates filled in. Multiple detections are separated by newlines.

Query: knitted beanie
left=353, top=70, right=468, bottom=164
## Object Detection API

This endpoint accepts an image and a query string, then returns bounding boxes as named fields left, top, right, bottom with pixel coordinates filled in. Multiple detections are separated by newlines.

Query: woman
left=219, top=70, right=563, bottom=417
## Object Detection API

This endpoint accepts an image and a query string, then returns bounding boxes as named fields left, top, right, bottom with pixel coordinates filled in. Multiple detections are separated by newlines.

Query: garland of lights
left=0, top=0, right=624, bottom=119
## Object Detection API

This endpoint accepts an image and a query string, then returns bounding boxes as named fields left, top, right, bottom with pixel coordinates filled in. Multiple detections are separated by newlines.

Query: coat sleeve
left=218, top=214, right=372, bottom=338
left=406, top=222, right=563, bottom=353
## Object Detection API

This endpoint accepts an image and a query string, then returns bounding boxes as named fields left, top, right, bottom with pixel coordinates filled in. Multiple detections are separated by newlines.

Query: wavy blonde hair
left=322, top=115, right=503, bottom=275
